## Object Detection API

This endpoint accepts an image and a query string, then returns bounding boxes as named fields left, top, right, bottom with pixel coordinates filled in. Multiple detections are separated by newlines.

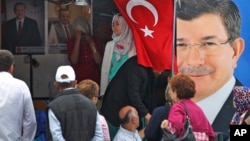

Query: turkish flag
left=114, top=0, right=177, bottom=72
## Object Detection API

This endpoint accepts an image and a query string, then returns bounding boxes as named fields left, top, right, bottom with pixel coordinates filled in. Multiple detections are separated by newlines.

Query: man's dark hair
left=13, top=2, right=26, bottom=12
left=56, top=82, right=74, bottom=89
left=0, top=50, right=14, bottom=72
left=58, top=8, right=70, bottom=17
left=177, top=0, right=241, bottom=41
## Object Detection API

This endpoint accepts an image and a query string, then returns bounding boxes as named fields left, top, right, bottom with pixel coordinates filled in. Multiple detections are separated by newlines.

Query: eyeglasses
left=176, top=38, right=232, bottom=56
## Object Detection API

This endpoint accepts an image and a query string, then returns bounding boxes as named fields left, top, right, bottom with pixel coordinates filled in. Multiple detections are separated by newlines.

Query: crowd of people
left=1, top=0, right=249, bottom=141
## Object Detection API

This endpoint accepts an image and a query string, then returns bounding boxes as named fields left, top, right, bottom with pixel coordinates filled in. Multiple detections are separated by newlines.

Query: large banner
left=234, top=0, right=250, bottom=87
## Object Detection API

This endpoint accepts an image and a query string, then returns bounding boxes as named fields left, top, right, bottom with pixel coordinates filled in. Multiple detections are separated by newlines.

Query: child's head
left=233, top=86, right=250, bottom=113
left=77, top=79, right=99, bottom=104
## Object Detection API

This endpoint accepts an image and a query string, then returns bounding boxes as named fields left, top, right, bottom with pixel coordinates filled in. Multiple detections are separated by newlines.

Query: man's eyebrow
left=176, top=38, right=185, bottom=42
left=201, top=36, right=217, bottom=40
left=176, top=36, right=218, bottom=42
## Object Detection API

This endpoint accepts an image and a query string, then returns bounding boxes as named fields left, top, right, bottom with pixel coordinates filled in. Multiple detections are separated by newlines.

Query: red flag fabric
left=114, top=0, right=177, bottom=72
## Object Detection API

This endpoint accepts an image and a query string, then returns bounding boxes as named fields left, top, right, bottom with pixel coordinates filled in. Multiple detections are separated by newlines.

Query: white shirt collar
left=197, top=76, right=236, bottom=124
left=16, top=18, right=24, bottom=23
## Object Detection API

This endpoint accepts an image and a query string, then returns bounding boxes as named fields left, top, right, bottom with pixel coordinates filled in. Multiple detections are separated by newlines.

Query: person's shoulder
left=171, top=101, right=186, bottom=111
left=154, top=105, right=170, bottom=113
left=119, top=56, right=137, bottom=69
left=7, top=18, right=16, bottom=23
left=12, top=76, right=28, bottom=87
left=106, top=40, right=115, bottom=45
left=104, top=40, right=115, bottom=47
left=112, top=131, right=124, bottom=141
left=99, top=114, right=105, bottom=120
left=53, top=21, right=62, bottom=26
left=24, top=17, right=38, bottom=23
left=99, top=114, right=109, bottom=123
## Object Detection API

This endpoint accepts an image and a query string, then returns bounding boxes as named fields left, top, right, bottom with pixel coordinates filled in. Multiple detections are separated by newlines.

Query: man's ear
left=72, top=80, right=77, bottom=87
left=9, top=64, right=14, bottom=74
left=53, top=81, right=59, bottom=91
left=232, top=37, right=245, bottom=68
left=131, top=117, right=137, bottom=124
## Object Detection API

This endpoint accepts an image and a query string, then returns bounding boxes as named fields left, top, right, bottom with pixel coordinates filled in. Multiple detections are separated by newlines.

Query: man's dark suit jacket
left=100, top=56, right=156, bottom=127
left=3, top=17, right=42, bottom=54
left=145, top=103, right=171, bottom=141
left=212, top=79, right=242, bottom=132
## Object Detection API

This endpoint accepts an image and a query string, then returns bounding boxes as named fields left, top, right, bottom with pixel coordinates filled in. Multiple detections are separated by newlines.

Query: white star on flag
left=140, top=25, right=154, bottom=38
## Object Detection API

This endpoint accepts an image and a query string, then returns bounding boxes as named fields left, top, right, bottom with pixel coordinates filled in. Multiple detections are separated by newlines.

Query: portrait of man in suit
left=3, top=2, right=42, bottom=54
left=47, top=3, right=91, bottom=54
left=48, top=6, right=74, bottom=45
left=176, top=0, right=245, bottom=137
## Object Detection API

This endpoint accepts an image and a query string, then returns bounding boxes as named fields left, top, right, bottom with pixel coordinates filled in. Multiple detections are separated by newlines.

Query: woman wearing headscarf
left=67, top=16, right=103, bottom=85
left=231, top=86, right=250, bottom=125
left=100, top=14, right=136, bottom=96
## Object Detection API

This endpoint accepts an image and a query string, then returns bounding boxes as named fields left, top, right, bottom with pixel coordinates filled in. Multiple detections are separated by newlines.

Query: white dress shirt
left=197, top=76, right=236, bottom=124
left=113, top=126, right=141, bottom=141
left=0, top=72, right=37, bottom=141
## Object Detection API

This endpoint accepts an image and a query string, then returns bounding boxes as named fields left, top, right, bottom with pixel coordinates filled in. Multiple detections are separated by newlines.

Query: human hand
left=244, top=115, right=250, bottom=125
left=84, top=34, right=94, bottom=45
left=145, top=113, right=151, bottom=125
left=138, top=128, right=145, bottom=139
left=161, top=119, right=169, bottom=129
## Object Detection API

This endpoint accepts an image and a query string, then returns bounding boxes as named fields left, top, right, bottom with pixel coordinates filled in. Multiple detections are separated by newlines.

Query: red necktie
left=17, top=21, right=22, bottom=35
left=64, top=26, right=70, bottom=40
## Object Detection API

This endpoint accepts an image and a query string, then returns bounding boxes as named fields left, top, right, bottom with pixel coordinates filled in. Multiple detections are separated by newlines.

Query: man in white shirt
left=0, top=49, right=37, bottom=140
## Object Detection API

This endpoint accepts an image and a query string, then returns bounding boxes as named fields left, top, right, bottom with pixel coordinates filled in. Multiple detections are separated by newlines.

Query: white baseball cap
left=55, top=65, right=75, bottom=83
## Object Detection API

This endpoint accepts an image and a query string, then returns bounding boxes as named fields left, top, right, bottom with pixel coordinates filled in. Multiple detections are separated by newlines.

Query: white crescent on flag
left=126, top=0, right=158, bottom=26
left=126, top=0, right=158, bottom=37
left=114, top=0, right=177, bottom=71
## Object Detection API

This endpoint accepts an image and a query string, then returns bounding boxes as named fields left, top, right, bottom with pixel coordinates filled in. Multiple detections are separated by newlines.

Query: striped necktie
left=64, top=25, right=71, bottom=40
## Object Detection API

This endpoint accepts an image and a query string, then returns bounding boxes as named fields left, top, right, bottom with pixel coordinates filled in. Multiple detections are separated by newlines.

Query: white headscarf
left=112, top=15, right=135, bottom=61
left=73, top=16, right=91, bottom=34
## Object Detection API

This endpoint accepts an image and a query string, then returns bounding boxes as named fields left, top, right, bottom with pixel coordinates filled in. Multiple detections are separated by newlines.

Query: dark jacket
left=47, top=88, right=97, bottom=141
left=4, top=16, right=41, bottom=54
left=212, top=79, right=242, bottom=132
left=145, top=103, right=170, bottom=141
left=100, top=56, right=156, bottom=127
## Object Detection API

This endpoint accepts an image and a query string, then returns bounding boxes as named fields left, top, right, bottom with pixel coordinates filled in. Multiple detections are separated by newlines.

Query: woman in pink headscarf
left=100, top=14, right=136, bottom=96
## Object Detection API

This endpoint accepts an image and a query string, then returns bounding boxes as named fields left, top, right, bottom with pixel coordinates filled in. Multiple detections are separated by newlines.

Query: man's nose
left=185, top=45, right=205, bottom=67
